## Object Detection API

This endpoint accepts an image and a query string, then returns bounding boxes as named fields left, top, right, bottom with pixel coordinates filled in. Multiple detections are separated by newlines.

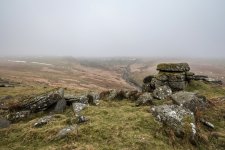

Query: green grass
left=1, top=81, right=225, bottom=149
left=185, top=80, right=225, bottom=98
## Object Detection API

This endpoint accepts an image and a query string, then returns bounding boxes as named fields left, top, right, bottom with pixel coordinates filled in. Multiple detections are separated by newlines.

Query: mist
left=0, top=0, right=225, bottom=58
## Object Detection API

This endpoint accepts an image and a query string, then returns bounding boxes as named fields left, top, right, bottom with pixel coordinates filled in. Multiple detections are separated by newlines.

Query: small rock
left=192, top=75, right=208, bottom=80
left=33, top=115, right=53, bottom=128
left=124, top=90, right=140, bottom=100
left=0, top=118, right=10, bottom=128
left=153, top=85, right=172, bottom=100
left=6, top=110, right=30, bottom=122
left=203, top=78, right=223, bottom=85
left=200, top=118, right=215, bottom=129
left=135, top=92, right=153, bottom=106
left=77, top=115, right=88, bottom=124
left=87, top=92, right=100, bottom=105
left=55, top=125, right=77, bottom=139
left=72, top=103, right=87, bottom=115
left=108, top=89, right=125, bottom=100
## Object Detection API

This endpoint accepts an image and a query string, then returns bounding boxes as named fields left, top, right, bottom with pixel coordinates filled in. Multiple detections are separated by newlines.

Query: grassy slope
left=0, top=81, right=225, bottom=150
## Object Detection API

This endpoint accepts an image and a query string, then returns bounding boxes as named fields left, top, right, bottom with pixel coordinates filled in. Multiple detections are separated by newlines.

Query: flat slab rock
left=157, top=63, right=190, bottom=72
left=151, top=105, right=195, bottom=131
left=171, top=91, right=208, bottom=112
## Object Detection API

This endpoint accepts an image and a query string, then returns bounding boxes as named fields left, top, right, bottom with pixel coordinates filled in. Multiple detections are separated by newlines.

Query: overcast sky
left=0, top=0, right=225, bottom=57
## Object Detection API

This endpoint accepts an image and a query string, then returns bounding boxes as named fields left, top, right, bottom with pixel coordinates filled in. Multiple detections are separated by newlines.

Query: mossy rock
left=157, top=63, right=190, bottom=72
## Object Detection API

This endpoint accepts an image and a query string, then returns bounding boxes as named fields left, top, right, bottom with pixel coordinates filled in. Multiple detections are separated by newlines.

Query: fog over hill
left=1, top=0, right=225, bottom=58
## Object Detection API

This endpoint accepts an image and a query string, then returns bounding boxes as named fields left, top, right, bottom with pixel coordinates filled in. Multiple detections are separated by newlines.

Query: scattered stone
left=0, top=118, right=10, bottom=128
left=135, top=92, right=153, bottom=106
left=171, top=91, right=208, bottom=112
left=203, top=78, right=223, bottom=85
left=124, top=90, right=140, bottom=100
left=55, top=125, right=77, bottom=139
left=7, top=110, right=30, bottom=122
left=33, top=115, right=53, bottom=128
left=192, top=75, right=208, bottom=80
left=200, top=118, right=215, bottom=129
left=87, top=92, right=100, bottom=105
left=72, top=103, right=87, bottom=115
left=77, top=115, right=88, bottom=124
left=54, top=99, right=67, bottom=113
left=157, top=63, right=190, bottom=72
left=153, top=85, right=172, bottom=100
left=108, top=89, right=125, bottom=100
left=151, top=105, right=195, bottom=135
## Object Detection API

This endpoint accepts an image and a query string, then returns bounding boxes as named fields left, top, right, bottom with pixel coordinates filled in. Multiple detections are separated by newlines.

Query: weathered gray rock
left=33, top=115, right=53, bottom=128
left=108, top=89, right=125, bottom=100
left=72, top=103, right=87, bottom=115
left=142, top=83, right=153, bottom=92
left=151, top=105, right=195, bottom=134
left=151, top=78, right=168, bottom=89
left=143, top=75, right=154, bottom=83
left=77, top=115, right=88, bottom=124
left=192, top=75, right=208, bottom=80
left=157, top=63, right=190, bottom=72
left=135, top=92, right=153, bottom=106
left=0, top=118, right=10, bottom=128
left=203, top=78, right=223, bottom=85
left=64, top=94, right=89, bottom=104
left=55, top=125, right=77, bottom=139
left=171, top=91, right=208, bottom=112
left=6, top=110, right=30, bottom=122
left=153, top=85, right=172, bottom=100
left=87, top=92, right=100, bottom=105
left=54, top=99, right=67, bottom=113
left=124, top=90, right=140, bottom=100
left=20, top=89, right=64, bottom=113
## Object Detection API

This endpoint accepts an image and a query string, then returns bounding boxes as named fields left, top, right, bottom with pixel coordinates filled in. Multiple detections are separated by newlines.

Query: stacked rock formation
left=143, top=63, right=192, bottom=92
left=143, top=62, right=223, bottom=92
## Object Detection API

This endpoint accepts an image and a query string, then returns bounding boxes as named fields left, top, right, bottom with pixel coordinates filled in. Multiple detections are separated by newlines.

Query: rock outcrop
left=142, top=63, right=223, bottom=92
